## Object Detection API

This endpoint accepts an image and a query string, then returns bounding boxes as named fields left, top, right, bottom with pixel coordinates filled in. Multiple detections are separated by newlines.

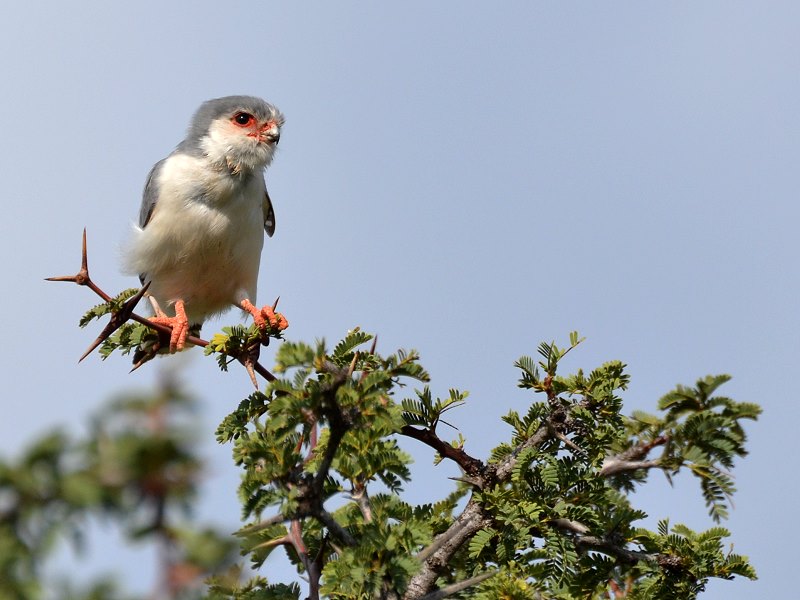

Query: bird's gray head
left=180, top=95, right=284, bottom=174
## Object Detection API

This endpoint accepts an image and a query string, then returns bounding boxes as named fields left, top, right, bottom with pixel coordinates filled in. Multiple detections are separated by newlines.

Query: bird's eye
left=232, top=112, right=255, bottom=127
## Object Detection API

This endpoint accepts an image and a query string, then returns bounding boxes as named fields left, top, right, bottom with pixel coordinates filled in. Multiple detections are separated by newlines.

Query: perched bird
left=124, top=95, right=286, bottom=352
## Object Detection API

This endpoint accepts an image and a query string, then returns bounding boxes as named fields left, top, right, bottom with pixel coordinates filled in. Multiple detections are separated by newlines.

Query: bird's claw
left=240, top=299, right=289, bottom=335
left=149, top=300, right=190, bottom=352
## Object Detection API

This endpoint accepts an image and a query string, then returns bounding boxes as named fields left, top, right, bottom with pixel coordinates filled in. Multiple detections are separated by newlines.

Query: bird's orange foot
left=149, top=300, right=190, bottom=352
left=241, top=299, right=289, bottom=333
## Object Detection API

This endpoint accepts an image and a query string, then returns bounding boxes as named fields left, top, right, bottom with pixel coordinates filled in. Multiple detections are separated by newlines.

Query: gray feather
left=139, top=159, right=166, bottom=228
left=263, top=186, right=276, bottom=237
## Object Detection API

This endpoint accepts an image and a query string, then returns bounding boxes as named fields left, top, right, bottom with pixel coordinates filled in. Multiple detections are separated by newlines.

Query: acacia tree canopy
left=14, top=273, right=759, bottom=599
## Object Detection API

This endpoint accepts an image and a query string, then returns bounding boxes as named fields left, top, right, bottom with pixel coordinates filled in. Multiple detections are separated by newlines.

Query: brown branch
left=405, top=421, right=554, bottom=598
left=239, top=512, right=291, bottom=534
left=553, top=518, right=682, bottom=571
left=400, top=425, right=485, bottom=478
left=314, top=508, right=357, bottom=547
left=288, top=520, right=322, bottom=600
left=47, top=229, right=276, bottom=383
left=403, top=497, right=492, bottom=599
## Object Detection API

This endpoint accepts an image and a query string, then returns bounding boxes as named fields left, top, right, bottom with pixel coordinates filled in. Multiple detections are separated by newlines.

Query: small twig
left=252, top=534, right=291, bottom=551
left=573, top=533, right=659, bottom=565
left=78, top=282, right=151, bottom=361
left=447, top=475, right=484, bottom=489
left=551, top=428, right=585, bottom=456
left=315, top=508, right=357, bottom=547
left=352, top=484, right=373, bottom=523
left=600, top=435, right=670, bottom=477
left=288, top=521, right=310, bottom=570
left=551, top=518, right=591, bottom=535
left=287, top=520, right=321, bottom=600
left=599, top=459, right=663, bottom=477
left=347, top=351, right=359, bottom=378
left=400, top=425, right=484, bottom=478
left=312, top=361, right=352, bottom=491
left=239, top=512, right=290, bottom=534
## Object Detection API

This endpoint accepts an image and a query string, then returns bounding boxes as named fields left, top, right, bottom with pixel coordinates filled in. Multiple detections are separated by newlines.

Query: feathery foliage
left=25, top=287, right=763, bottom=599
left=206, top=330, right=758, bottom=599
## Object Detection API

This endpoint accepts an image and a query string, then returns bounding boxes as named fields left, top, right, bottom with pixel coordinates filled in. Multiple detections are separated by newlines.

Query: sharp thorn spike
left=369, top=335, right=378, bottom=355
left=246, top=362, right=258, bottom=389
left=347, top=351, right=359, bottom=378
left=79, top=338, right=105, bottom=362
left=81, top=228, right=88, bottom=271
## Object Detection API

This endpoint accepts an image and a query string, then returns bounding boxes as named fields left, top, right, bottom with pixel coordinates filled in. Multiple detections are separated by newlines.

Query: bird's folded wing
left=263, top=185, right=276, bottom=237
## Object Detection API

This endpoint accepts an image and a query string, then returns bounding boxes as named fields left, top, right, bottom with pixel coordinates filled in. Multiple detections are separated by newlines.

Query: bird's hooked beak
left=256, top=120, right=280, bottom=145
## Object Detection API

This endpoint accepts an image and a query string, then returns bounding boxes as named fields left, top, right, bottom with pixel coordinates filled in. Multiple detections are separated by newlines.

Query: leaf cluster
left=610, top=375, right=761, bottom=521
left=213, top=331, right=758, bottom=600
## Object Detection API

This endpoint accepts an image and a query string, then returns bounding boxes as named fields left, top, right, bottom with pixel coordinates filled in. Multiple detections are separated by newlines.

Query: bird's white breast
left=125, top=153, right=266, bottom=324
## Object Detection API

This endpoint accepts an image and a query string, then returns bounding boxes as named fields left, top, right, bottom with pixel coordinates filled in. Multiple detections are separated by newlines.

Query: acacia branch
left=406, top=421, right=553, bottom=597
left=573, top=533, right=659, bottom=565
left=352, top=484, right=373, bottom=523
left=493, top=424, right=551, bottom=481
left=288, top=519, right=322, bottom=600
left=414, top=517, right=470, bottom=563
left=314, top=508, right=357, bottom=547
left=313, top=361, right=352, bottom=491
left=600, top=435, right=670, bottom=477
left=400, top=425, right=485, bottom=478
left=47, top=229, right=276, bottom=383
left=600, top=459, right=663, bottom=477
left=404, top=497, right=492, bottom=599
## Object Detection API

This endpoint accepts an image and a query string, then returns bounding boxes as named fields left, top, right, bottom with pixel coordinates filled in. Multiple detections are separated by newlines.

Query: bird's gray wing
left=263, top=183, right=276, bottom=238
left=139, top=159, right=167, bottom=228
left=137, top=159, right=167, bottom=286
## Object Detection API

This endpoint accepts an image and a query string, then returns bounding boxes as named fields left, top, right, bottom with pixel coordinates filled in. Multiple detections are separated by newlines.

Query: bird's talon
left=149, top=300, right=190, bottom=352
left=260, top=306, right=278, bottom=329
left=240, top=299, right=288, bottom=334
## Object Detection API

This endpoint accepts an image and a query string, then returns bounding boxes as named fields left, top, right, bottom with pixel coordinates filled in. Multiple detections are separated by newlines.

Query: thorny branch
left=403, top=406, right=677, bottom=597
left=46, top=229, right=276, bottom=385
left=403, top=422, right=551, bottom=599
left=238, top=359, right=359, bottom=600
left=288, top=520, right=321, bottom=600
left=399, top=425, right=485, bottom=479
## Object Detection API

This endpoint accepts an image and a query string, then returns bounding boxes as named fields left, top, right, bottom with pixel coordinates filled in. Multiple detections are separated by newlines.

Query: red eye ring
left=232, top=112, right=255, bottom=127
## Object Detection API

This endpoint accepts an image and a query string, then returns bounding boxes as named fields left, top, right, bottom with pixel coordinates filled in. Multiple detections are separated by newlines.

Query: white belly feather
left=125, top=154, right=266, bottom=324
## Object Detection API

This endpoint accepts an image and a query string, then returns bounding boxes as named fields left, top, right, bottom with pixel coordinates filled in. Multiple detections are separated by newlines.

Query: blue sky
left=1, top=2, right=797, bottom=597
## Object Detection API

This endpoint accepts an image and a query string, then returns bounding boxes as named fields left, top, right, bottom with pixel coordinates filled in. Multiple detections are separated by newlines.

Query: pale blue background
left=1, top=2, right=797, bottom=598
